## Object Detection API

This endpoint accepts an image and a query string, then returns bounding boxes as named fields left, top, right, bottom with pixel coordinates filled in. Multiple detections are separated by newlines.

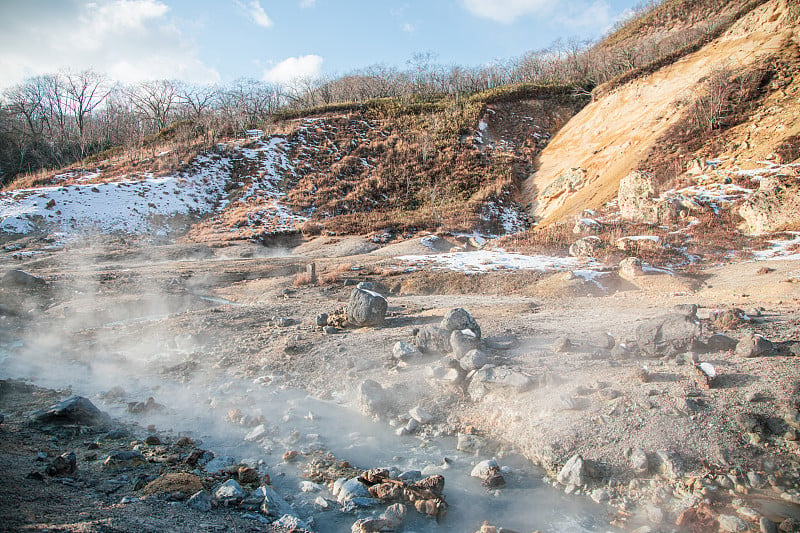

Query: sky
left=0, top=0, right=641, bottom=90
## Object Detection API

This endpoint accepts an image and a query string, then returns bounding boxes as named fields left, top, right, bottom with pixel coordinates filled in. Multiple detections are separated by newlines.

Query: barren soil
left=1, top=235, right=799, bottom=531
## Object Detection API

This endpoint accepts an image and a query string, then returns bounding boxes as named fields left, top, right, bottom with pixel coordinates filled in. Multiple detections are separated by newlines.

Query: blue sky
left=0, top=0, right=641, bottom=89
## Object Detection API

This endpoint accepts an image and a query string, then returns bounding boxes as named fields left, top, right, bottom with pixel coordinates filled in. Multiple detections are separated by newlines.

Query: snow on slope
left=0, top=135, right=306, bottom=240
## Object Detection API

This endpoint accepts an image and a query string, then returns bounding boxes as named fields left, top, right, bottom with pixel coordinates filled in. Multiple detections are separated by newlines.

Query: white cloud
left=299, top=0, right=316, bottom=7
left=560, top=0, right=612, bottom=31
left=462, top=0, right=616, bottom=34
left=235, top=0, right=273, bottom=28
left=0, top=0, right=219, bottom=88
left=402, top=23, right=415, bottom=33
left=461, top=0, right=549, bottom=24
left=263, top=55, right=324, bottom=85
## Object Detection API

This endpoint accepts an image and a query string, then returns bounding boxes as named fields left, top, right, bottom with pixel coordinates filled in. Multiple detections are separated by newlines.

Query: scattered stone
left=718, top=514, right=749, bottom=532
left=468, top=366, right=533, bottom=401
left=244, top=424, right=268, bottom=442
left=694, top=362, right=717, bottom=388
left=409, top=406, right=434, bottom=425
left=127, top=397, right=164, bottom=414
left=214, top=479, right=245, bottom=503
left=676, top=503, right=717, bottom=530
left=591, top=331, right=615, bottom=349
left=315, top=313, right=329, bottom=327
left=186, top=449, right=214, bottom=467
left=590, top=488, right=610, bottom=503
left=30, top=396, right=111, bottom=427
left=144, top=435, right=161, bottom=445
left=760, top=517, right=778, bottom=533
left=483, top=336, right=517, bottom=350
left=780, top=518, right=800, bottom=532
left=425, top=363, right=461, bottom=383
left=619, top=257, right=644, bottom=280
left=257, top=485, right=296, bottom=518
left=654, top=451, right=682, bottom=479
left=635, top=313, right=701, bottom=356
left=471, top=459, right=500, bottom=479
left=706, top=333, right=738, bottom=352
left=414, top=326, right=451, bottom=354
left=735, top=332, right=774, bottom=358
left=336, top=477, right=372, bottom=503
left=552, top=336, right=572, bottom=353
left=440, top=308, right=481, bottom=338
left=187, top=490, right=213, bottom=512
left=46, top=452, right=77, bottom=476
left=237, top=466, right=259, bottom=484
left=392, top=341, right=421, bottom=362
left=102, top=450, right=147, bottom=472
left=457, top=433, right=488, bottom=454
left=300, top=481, right=322, bottom=492
left=352, top=518, right=394, bottom=533
left=274, top=515, right=310, bottom=530
left=282, top=450, right=298, bottom=462
left=450, top=329, right=480, bottom=358
left=346, top=288, right=388, bottom=327
left=557, top=454, right=587, bottom=488
left=383, top=503, right=407, bottom=527
left=674, top=304, right=698, bottom=317
left=630, top=447, right=649, bottom=475
left=323, top=326, right=338, bottom=334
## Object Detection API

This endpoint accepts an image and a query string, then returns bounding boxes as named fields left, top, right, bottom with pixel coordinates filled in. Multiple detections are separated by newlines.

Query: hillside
left=523, top=0, right=799, bottom=227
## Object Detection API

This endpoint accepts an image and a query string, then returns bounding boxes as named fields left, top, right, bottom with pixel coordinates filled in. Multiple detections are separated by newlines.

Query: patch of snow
left=753, top=232, right=800, bottom=261
left=398, top=250, right=599, bottom=274
left=618, top=235, right=660, bottom=243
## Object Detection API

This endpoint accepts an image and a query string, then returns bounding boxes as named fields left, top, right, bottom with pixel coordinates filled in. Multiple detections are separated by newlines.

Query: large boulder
left=440, top=308, right=481, bottom=339
left=635, top=313, right=701, bottom=356
left=30, top=396, right=111, bottom=427
left=347, top=288, right=387, bottom=327
left=739, top=176, right=800, bottom=234
left=2, top=269, right=46, bottom=288
left=618, top=170, right=680, bottom=224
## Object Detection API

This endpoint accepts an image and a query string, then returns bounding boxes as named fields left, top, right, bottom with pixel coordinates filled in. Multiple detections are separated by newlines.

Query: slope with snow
left=0, top=134, right=307, bottom=242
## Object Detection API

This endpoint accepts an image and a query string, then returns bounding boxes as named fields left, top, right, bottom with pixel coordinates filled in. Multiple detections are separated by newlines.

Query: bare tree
left=127, top=79, right=180, bottom=131
left=63, top=69, right=111, bottom=157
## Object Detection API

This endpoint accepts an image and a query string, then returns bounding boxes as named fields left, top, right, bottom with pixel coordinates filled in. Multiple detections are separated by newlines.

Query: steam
left=0, top=236, right=607, bottom=532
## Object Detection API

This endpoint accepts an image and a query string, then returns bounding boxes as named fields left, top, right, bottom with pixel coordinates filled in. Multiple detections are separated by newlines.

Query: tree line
left=0, top=0, right=727, bottom=185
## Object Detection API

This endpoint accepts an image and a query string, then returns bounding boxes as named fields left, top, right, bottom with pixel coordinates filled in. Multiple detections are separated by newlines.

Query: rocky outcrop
left=739, top=175, right=800, bottom=234
left=540, top=168, right=586, bottom=201
left=618, top=171, right=680, bottom=224
left=569, top=236, right=602, bottom=258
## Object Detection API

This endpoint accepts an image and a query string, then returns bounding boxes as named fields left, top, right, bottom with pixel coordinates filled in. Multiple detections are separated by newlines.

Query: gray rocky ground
left=1, top=235, right=800, bottom=532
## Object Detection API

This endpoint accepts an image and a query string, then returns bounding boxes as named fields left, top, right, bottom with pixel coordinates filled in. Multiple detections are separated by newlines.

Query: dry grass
left=293, top=271, right=315, bottom=286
